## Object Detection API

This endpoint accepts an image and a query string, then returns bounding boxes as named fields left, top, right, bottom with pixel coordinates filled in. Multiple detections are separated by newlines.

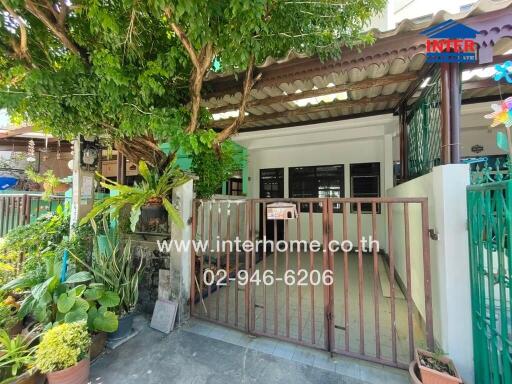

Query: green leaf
left=88, top=305, right=98, bottom=329
left=31, top=277, right=57, bottom=301
left=138, top=160, right=151, bottom=184
left=65, top=271, right=93, bottom=284
left=75, top=296, right=90, bottom=310
left=162, top=197, right=184, bottom=228
left=93, top=310, right=118, bottom=333
left=57, top=292, right=76, bottom=313
left=64, top=308, right=88, bottom=323
left=73, top=284, right=87, bottom=297
left=130, top=204, right=142, bottom=232
left=98, top=291, right=120, bottom=308
left=84, top=287, right=104, bottom=301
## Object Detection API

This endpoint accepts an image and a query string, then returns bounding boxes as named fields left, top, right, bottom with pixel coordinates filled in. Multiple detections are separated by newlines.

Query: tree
left=0, top=0, right=386, bottom=175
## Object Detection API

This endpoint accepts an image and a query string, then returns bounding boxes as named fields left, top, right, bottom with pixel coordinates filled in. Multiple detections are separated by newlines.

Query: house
left=183, top=2, right=512, bottom=384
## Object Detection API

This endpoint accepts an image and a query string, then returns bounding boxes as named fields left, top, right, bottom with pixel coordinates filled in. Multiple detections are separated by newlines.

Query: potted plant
left=415, top=348, right=463, bottom=384
left=35, top=322, right=91, bottom=384
left=25, top=169, right=69, bottom=200
left=0, top=327, right=42, bottom=384
left=71, top=219, right=145, bottom=341
left=81, top=160, right=189, bottom=232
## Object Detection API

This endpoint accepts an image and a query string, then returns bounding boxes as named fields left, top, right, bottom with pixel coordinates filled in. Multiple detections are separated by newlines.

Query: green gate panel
left=467, top=161, right=512, bottom=384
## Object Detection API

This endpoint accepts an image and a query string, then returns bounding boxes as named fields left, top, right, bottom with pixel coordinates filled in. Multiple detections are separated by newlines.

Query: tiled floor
left=91, top=316, right=380, bottom=384
left=183, top=318, right=409, bottom=384
left=194, top=251, right=426, bottom=366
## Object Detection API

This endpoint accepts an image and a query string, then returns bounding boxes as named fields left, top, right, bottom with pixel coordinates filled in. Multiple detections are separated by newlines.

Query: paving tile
left=291, top=346, right=318, bottom=365
left=249, top=338, right=278, bottom=354
left=272, top=343, right=296, bottom=359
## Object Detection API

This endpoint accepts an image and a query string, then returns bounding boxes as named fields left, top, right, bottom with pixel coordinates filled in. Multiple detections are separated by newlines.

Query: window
left=289, top=165, right=344, bottom=212
left=350, top=162, right=380, bottom=213
left=227, top=177, right=243, bottom=196
left=260, top=168, right=284, bottom=198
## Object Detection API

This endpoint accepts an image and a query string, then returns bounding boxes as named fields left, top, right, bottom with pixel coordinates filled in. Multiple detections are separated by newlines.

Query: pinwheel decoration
left=494, top=61, right=512, bottom=84
left=484, top=97, right=512, bottom=156
left=484, top=97, right=512, bottom=128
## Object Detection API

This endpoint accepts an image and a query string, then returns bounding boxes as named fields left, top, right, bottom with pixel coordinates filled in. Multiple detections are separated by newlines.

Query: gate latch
left=429, top=228, right=439, bottom=241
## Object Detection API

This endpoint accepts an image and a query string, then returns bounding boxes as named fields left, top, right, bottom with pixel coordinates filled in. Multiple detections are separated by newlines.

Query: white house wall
left=234, top=115, right=397, bottom=245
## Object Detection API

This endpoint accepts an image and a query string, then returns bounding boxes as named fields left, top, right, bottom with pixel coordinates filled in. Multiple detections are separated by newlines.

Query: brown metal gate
left=190, top=197, right=434, bottom=368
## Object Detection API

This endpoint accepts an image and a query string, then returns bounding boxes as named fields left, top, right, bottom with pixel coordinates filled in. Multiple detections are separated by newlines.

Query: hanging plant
left=25, top=168, right=68, bottom=200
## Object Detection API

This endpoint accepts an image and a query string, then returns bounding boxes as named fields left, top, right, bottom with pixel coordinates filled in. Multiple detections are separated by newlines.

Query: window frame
left=288, top=164, right=344, bottom=213
left=349, top=162, right=381, bottom=214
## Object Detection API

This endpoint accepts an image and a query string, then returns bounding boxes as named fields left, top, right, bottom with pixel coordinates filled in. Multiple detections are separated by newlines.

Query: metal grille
left=407, top=72, right=442, bottom=178
left=191, top=197, right=434, bottom=369
left=467, top=160, right=512, bottom=384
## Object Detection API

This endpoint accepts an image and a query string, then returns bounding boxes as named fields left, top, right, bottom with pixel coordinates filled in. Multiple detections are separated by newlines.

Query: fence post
left=170, top=179, right=194, bottom=325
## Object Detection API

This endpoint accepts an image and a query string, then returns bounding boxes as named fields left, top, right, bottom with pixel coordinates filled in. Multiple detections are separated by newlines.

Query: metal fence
left=191, top=197, right=434, bottom=369
left=0, top=193, right=66, bottom=237
left=406, top=71, right=442, bottom=178
left=467, top=162, right=512, bottom=384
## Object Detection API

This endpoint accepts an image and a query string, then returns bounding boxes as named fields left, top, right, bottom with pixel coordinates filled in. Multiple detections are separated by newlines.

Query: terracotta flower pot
left=416, top=349, right=462, bottom=384
left=409, top=361, right=422, bottom=384
left=8, top=321, right=23, bottom=337
left=12, top=371, right=45, bottom=384
left=46, top=358, right=90, bottom=384
left=90, top=332, right=107, bottom=360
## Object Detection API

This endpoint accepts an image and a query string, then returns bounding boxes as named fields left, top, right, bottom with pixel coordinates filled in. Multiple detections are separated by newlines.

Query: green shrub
left=35, top=322, right=90, bottom=374
left=0, top=328, right=38, bottom=382
left=0, top=208, right=69, bottom=287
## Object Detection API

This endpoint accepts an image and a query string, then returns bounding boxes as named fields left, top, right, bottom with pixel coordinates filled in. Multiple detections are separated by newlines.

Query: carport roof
left=205, top=0, right=512, bottom=131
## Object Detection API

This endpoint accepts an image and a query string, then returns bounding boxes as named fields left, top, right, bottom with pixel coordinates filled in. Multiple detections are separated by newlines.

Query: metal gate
left=467, top=171, right=512, bottom=384
left=191, top=197, right=434, bottom=368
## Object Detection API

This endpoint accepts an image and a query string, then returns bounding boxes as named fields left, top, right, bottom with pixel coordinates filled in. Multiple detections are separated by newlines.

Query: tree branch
left=25, top=0, right=88, bottom=64
left=186, top=42, right=213, bottom=133
left=163, top=7, right=200, bottom=69
left=163, top=7, right=214, bottom=134
left=1, top=0, right=31, bottom=64
left=215, top=55, right=261, bottom=143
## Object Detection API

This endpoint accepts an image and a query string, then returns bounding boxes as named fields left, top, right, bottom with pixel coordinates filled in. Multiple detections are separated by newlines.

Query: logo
left=421, top=19, right=479, bottom=63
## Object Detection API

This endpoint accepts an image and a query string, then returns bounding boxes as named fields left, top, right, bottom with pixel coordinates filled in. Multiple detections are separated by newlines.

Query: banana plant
left=80, top=159, right=190, bottom=232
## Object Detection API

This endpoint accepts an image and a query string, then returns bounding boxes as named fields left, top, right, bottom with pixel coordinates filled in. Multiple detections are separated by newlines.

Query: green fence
left=0, top=193, right=66, bottom=237
left=467, top=162, right=512, bottom=384
left=406, top=71, right=442, bottom=178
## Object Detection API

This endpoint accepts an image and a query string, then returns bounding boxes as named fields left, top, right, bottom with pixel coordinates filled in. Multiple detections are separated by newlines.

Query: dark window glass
left=289, top=165, right=344, bottom=212
left=260, top=168, right=284, bottom=198
left=350, top=162, right=380, bottom=213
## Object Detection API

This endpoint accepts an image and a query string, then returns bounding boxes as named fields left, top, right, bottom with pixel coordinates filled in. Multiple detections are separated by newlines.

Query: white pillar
left=170, top=180, right=194, bottom=324
left=432, top=164, right=473, bottom=383
left=70, top=138, right=95, bottom=230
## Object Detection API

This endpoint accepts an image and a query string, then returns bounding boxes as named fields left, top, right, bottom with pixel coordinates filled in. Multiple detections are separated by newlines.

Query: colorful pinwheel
left=484, top=97, right=512, bottom=128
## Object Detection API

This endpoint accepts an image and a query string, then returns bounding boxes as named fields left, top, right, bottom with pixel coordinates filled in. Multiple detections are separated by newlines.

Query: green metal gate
left=467, top=163, right=512, bottom=384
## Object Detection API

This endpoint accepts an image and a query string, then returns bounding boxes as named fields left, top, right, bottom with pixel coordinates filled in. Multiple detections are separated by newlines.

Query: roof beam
left=215, top=94, right=402, bottom=127
left=0, top=125, right=34, bottom=139
left=209, top=71, right=418, bottom=114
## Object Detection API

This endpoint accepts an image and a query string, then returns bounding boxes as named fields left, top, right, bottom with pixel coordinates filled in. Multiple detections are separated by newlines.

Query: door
left=259, top=168, right=284, bottom=242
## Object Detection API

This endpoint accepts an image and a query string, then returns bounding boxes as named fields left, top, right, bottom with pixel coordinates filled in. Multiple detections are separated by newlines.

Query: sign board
left=150, top=299, right=178, bottom=334
left=266, top=202, right=298, bottom=220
